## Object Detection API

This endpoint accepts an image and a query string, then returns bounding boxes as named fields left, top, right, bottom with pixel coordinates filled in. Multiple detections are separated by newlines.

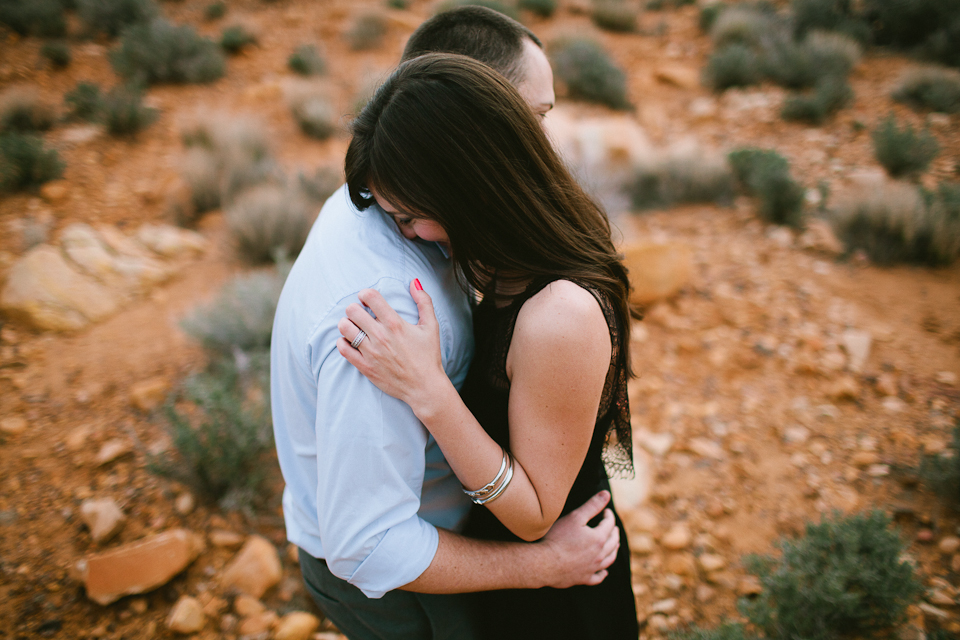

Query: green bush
left=290, top=92, right=338, bottom=140
left=0, top=133, right=65, bottom=192
left=893, top=67, right=960, bottom=114
left=671, top=623, right=760, bottom=640
left=111, top=18, right=227, bottom=85
left=550, top=38, right=631, bottom=109
left=227, top=184, right=315, bottom=264
left=297, top=166, right=341, bottom=205
left=728, top=147, right=804, bottom=227
left=101, top=84, right=157, bottom=136
left=435, top=0, right=520, bottom=20
left=781, top=75, right=853, bottom=123
left=763, top=31, right=860, bottom=90
left=790, top=0, right=870, bottom=42
left=387, top=0, right=409, bottom=8
left=729, top=147, right=790, bottom=186
left=703, top=44, right=761, bottom=92
left=346, top=12, right=388, bottom=51
left=220, top=25, right=256, bottom=55
left=741, top=510, right=923, bottom=640
left=628, top=153, right=734, bottom=211
left=590, top=0, right=637, bottom=33
left=920, top=423, right=960, bottom=510
left=179, top=147, right=221, bottom=217
left=203, top=0, right=225, bottom=20
left=0, top=0, right=67, bottom=37
left=41, top=41, right=71, bottom=69
left=77, top=0, right=158, bottom=38
left=152, top=352, right=274, bottom=505
left=710, top=6, right=773, bottom=48
left=699, top=3, right=723, bottom=32
left=288, top=44, right=326, bottom=76
left=64, top=81, right=103, bottom=121
left=0, top=88, right=55, bottom=133
left=181, top=267, right=286, bottom=354
left=871, top=114, right=939, bottom=178
left=518, top=0, right=555, bottom=17
left=829, top=180, right=960, bottom=265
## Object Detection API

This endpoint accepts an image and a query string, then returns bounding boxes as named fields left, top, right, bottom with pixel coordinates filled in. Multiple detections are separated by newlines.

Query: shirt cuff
left=348, top=516, right=440, bottom=599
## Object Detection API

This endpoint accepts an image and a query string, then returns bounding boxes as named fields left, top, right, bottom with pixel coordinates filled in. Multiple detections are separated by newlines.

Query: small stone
left=738, top=575, right=762, bottom=596
left=923, top=437, right=948, bottom=455
left=827, top=376, right=860, bottom=401
left=94, top=439, right=132, bottom=466
left=167, top=595, right=204, bottom=633
left=237, top=611, right=277, bottom=636
left=935, top=371, right=957, bottom=386
left=627, top=508, right=660, bottom=533
left=653, top=65, right=699, bottom=90
left=661, top=524, right=692, bottom=550
left=952, top=554, right=960, bottom=572
left=637, top=430, right=674, bottom=457
left=918, top=603, right=949, bottom=619
left=80, top=498, right=126, bottom=543
left=174, top=493, right=195, bottom=516
left=64, top=424, right=92, bottom=451
left=629, top=532, right=655, bottom=555
left=650, top=598, right=677, bottom=614
left=881, top=396, right=907, bottom=413
left=928, top=589, right=956, bottom=607
left=202, top=596, right=227, bottom=617
left=209, top=529, right=244, bottom=548
left=40, top=180, right=69, bottom=203
left=783, top=425, right=810, bottom=445
left=621, top=243, right=694, bottom=306
left=851, top=451, right=879, bottom=467
left=917, top=529, right=934, bottom=543
left=941, top=537, right=960, bottom=554
left=698, top=554, right=726, bottom=573
left=0, top=416, right=27, bottom=435
left=130, top=598, right=147, bottom=614
left=875, top=373, right=898, bottom=397
left=286, top=543, right=299, bottom=564
left=696, top=584, right=716, bottom=602
left=129, top=377, right=170, bottom=412
left=136, top=224, right=207, bottom=259
left=77, top=529, right=204, bottom=605
left=665, top=553, right=696, bottom=576
left=220, top=614, right=238, bottom=633
left=841, top=329, right=872, bottom=373
left=274, top=612, right=321, bottom=640
left=688, top=438, right=725, bottom=460
left=234, top=594, right=265, bottom=618
left=647, top=614, right=669, bottom=631
left=221, top=536, right=282, bottom=598
left=867, top=464, right=890, bottom=477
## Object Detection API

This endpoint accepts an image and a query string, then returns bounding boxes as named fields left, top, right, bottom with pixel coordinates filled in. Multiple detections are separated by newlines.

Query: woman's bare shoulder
left=511, top=280, right=610, bottom=365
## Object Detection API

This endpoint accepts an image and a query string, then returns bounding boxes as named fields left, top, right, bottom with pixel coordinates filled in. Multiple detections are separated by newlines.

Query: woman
left=337, top=53, right=638, bottom=639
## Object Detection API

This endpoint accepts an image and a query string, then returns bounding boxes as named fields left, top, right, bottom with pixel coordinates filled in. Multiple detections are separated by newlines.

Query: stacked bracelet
left=463, top=448, right=515, bottom=506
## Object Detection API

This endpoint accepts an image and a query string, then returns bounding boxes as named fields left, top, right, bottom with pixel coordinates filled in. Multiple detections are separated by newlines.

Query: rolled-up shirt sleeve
left=311, top=278, right=442, bottom=599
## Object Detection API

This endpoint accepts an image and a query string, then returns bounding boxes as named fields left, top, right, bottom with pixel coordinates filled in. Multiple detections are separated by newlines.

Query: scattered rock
left=202, top=596, right=227, bottom=617
left=274, top=612, right=321, bottom=640
left=94, top=439, right=132, bottom=466
left=687, top=438, right=725, bottom=460
left=867, top=464, right=890, bottom=477
left=698, top=554, right=726, bottom=573
left=234, top=595, right=266, bottom=618
left=60, top=223, right=169, bottom=294
left=237, top=610, right=278, bottom=636
left=939, top=536, right=960, bottom=555
left=40, top=180, right=69, bottom=203
left=220, top=614, right=238, bottom=633
left=80, top=498, right=126, bottom=543
left=918, top=603, right=949, bottom=620
left=851, top=451, right=879, bottom=468
left=798, top=219, right=843, bottom=255
left=0, top=416, right=27, bottom=435
left=737, top=575, right=762, bottom=596
left=688, top=97, right=718, bottom=120
left=65, top=424, right=93, bottom=451
left=167, top=596, right=205, bottom=634
left=666, top=553, right=696, bottom=576
left=928, top=589, right=956, bottom=607
left=210, top=529, right=244, bottom=549
left=621, top=243, right=694, bottom=306
left=841, top=329, right=872, bottom=373
left=696, top=584, right=716, bottom=602
left=654, top=65, right=699, bottom=90
left=174, top=493, right=195, bottom=516
left=129, top=377, right=171, bottom=412
left=875, top=373, right=898, bottom=397
left=647, top=614, right=670, bottom=631
left=952, top=554, right=960, bottom=573
left=135, top=224, right=207, bottom=259
left=76, top=529, right=204, bottom=605
left=826, top=376, right=860, bottom=401
left=661, top=524, right=692, bottom=550
left=636, top=430, right=675, bottom=457
left=917, top=529, right=934, bottom=543
left=650, top=598, right=678, bottom=614
left=628, top=532, right=655, bottom=555
left=923, top=436, right=948, bottom=455
left=935, top=371, right=957, bottom=386
left=881, top=396, right=907, bottom=413
left=783, top=425, right=810, bottom=445
left=221, top=535, right=282, bottom=598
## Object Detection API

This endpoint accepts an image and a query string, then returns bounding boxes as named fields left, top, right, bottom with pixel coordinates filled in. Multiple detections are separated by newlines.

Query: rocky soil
left=1, top=0, right=959, bottom=638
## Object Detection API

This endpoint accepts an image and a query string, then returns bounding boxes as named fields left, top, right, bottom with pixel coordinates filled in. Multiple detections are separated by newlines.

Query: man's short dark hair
left=401, top=6, right=542, bottom=85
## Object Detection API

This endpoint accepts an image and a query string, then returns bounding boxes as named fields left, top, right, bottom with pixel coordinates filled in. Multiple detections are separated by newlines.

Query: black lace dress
left=461, top=278, right=639, bottom=640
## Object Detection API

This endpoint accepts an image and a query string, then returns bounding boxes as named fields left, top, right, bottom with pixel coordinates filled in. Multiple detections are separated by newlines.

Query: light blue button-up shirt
left=271, top=185, right=474, bottom=599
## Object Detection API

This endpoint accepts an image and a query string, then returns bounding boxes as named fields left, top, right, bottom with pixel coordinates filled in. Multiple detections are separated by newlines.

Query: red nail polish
left=414, top=279, right=423, bottom=291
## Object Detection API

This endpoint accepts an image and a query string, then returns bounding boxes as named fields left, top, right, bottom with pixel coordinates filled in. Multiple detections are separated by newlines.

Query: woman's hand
left=337, top=280, right=449, bottom=416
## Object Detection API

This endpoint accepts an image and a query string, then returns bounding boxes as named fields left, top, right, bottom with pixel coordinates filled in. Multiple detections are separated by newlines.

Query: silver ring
left=350, top=330, right=367, bottom=350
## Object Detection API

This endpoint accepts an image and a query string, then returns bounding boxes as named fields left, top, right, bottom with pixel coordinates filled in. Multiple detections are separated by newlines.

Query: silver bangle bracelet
left=463, top=447, right=508, bottom=499
left=473, top=454, right=514, bottom=506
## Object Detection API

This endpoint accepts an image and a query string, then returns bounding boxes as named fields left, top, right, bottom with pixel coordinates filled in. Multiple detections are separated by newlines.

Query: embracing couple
left=271, top=7, right=639, bottom=639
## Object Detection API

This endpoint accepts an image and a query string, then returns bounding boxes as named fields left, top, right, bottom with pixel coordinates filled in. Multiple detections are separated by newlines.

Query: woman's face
left=370, top=187, right=450, bottom=248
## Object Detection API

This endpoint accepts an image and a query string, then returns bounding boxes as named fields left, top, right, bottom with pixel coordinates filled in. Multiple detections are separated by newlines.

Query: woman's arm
left=337, top=280, right=610, bottom=541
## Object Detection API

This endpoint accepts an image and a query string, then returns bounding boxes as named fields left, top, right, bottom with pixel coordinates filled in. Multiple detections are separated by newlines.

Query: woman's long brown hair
left=345, top=53, right=634, bottom=375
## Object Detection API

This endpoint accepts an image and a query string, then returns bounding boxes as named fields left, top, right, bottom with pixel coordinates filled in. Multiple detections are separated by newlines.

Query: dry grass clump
left=0, top=133, right=65, bottom=193
left=590, top=0, right=638, bottom=33
left=549, top=37, right=631, bottom=110
left=829, top=181, right=960, bottom=266
left=628, top=150, right=734, bottom=211
left=101, top=84, right=158, bottom=136
left=703, top=44, right=762, bottom=91
left=0, top=87, right=55, bottom=134
left=346, top=12, right=388, bottom=51
left=728, top=146, right=805, bottom=228
left=288, top=44, right=326, bottom=76
left=78, top=0, right=158, bottom=38
left=763, top=30, right=860, bottom=90
left=287, top=85, right=339, bottom=140
left=111, top=18, right=226, bottom=85
left=220, top=24, right=257, bottom=55
left=871, top=114, right=939, bottom=179
left=64, top=82, right=104, bottom=121
left=893, top=67, right=960, bottom=114
left=41, top=41, right=71, bottom=69
left=226, top=183, right=316, bottom=264
left=780, top=75, right=853, bottom=124
left=710, top=6, right=773, bottom=48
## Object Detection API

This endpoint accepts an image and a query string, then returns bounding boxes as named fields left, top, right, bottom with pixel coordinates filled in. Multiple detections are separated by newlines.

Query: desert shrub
left=550, top=38, right=631, bottom=110
left=518, top=0, right=555, bottom=17
left=893, top=67, right=960, bottom=114
left=77, top=0, right=158, bottom=38
left=0, top=133, right=65, bottom=192
left=153, top=352, right=274, bottom=505
left=41, top=41, right=71, bottom=69
left=871, top=114, right=939, bottom=178
left=703, top=44, right=761, bottom=92
left=741, top=510, right=923, bottom=640
left=829, top=181, right=960, bottom=265
left=101, top=84, right=157, bottom=136
left=729, top=147, right=790, bottom=186
left=710, top=6, right=772, bottom=48
left=289, top=91, right=338, bottom=140
left=0, top=0, right=67, bottom=37
left=728, top=147, right=804, bottom=227
left=111, top=18, right=226, bottom=85
left=436, top=0, right=519, bottom=20
left=790, top=0, right=869, bottom=42
left=220, top=25, right=256, bottom=55
left=203, top=0, right=225, bottom=20
left=920, top=423, right=960, bottom=510
left=227, top=184, right=315, bottom=263
left=763, top=31, right=860, bottom=90
left=0, top=88, right=55, bottom=133
left=671, top=623, right=760, bottom=640
left=699, top=3, right=723, bottom=32
left=180, top=147, right=220, bottom=215
left=64, top=81, right=103, bottom=121
left=590, top=0, right=637, bottom=33
left=781, top=75, right=853, bottom=123
left=181, top=267, right=286, bottom=354
left=288, top=44, right=326, bottom=76
left=346, top=12, right=388, bottom=51
left=387, top=0, right=408, bottom=8
left=297, top=166, right=340, bottom=204
left=628, top=152, right=734, bottom=210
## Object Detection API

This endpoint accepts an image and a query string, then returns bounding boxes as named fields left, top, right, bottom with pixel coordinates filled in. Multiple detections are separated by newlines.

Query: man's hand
left=538, top=490, right=620, bottom=589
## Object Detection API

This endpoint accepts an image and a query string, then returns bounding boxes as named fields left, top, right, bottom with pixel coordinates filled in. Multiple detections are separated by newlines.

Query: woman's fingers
left=409, top=279, right=438, bottom=329
left=337, top=317, right=364, bottom=345
left=357, top=288, right=405, bottom=331
left=344, top=302, right=379, bottom=337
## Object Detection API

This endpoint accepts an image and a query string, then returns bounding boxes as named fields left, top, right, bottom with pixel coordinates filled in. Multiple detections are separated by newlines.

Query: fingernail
left=414, top=279, right=423, bottom=291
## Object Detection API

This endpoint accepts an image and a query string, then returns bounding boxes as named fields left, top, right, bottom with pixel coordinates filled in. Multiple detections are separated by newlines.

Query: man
left=271, top=8, right=618, bottom=639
